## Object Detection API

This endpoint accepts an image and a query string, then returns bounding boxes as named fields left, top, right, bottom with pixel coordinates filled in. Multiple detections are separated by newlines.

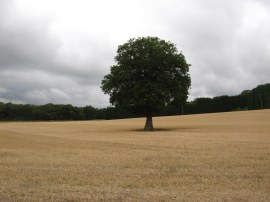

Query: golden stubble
left=0, top=110, right=270, bottom=201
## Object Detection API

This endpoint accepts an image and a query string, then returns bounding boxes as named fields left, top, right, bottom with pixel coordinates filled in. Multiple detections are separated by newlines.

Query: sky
left=0, top=0, right=269, bottom=107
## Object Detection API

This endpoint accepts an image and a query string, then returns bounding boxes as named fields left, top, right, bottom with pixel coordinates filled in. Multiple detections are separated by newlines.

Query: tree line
left=0, top=103, right=137, bottom=121
left=0, top=83, right=269, bottom=121
left=182, top=83, right=270, bottom=115
left=164, top=83, right=270, bottom=116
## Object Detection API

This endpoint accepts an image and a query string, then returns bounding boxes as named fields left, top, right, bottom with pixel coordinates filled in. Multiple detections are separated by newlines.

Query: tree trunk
left=144, top=116, right=154, bottom=131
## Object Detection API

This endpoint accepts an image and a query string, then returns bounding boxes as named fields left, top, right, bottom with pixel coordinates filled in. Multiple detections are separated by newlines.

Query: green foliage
left=183, top=83, right=270, bottom=114
left=248, top=83, right=270, bottom=109
left=241, top=90, right=251, bottom=95
left=101, top=37, right=191, bottom=116
left=0, top=102, right=136, bottom=121
left=0, top=83, right=269, bottom=121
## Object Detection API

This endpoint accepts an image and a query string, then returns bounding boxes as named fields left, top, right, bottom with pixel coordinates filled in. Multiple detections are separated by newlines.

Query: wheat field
left=0, top=110, right=270, bottom=201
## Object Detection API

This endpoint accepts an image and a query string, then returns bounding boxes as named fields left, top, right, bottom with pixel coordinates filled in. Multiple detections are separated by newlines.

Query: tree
left=101, top=37, right=191, bottom=131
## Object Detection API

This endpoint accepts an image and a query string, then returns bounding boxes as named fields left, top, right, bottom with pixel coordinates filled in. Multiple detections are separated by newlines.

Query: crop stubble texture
left=0, top=110, right=270, bottom=201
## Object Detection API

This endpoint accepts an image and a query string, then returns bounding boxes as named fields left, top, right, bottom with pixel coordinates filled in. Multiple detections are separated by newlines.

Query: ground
left=0, top=110, right=270, bottom=201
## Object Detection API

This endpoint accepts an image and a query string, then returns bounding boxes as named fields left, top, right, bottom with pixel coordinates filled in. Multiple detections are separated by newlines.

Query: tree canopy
left=101, top=37, right=191, bottom=131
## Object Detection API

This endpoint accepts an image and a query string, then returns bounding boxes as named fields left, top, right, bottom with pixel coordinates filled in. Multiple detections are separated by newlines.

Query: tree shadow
left=130, top=127, right=198, bottom=132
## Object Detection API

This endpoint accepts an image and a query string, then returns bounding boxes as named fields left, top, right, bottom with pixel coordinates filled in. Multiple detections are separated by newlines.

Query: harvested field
left=0, top=109, right=270, bottom=201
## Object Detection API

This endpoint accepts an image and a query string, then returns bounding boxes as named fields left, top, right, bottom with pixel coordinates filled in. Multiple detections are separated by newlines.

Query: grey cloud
left=0, top=0, right=269, bottom=106
left=0, top=8, right=109, bottom=83
left=0, top=69, right=107, bottom=107
left=161, top=0, right=270, bottom=99
left=0, top=5, right=59, bottom=70
left=0, top=1, right=111, bottom=107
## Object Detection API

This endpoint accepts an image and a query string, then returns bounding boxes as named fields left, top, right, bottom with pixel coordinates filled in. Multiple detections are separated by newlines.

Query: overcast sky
left=0, top=0, right=269, bottom=107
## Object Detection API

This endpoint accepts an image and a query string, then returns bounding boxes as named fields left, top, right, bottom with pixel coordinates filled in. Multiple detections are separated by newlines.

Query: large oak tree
left=101, top=37, right=191, bottom=131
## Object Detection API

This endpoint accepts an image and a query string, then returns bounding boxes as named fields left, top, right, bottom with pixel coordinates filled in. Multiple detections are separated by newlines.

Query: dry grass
left=0, top=110, right=270, bottom=201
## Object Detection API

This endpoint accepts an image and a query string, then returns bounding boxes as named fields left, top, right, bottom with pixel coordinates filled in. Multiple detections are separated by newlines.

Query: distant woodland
left=0, top=83, right=269, bottom=121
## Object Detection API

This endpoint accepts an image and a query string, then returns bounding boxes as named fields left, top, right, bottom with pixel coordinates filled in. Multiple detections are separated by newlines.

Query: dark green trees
left=248, top=84, right=270, bottom=109
left=101, top=37, right=191, bottom=131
